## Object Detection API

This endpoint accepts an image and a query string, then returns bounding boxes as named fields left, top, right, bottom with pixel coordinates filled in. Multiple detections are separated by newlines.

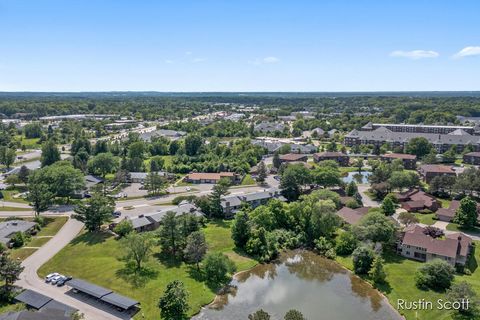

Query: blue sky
left=0, top=0, right=479, bottom=91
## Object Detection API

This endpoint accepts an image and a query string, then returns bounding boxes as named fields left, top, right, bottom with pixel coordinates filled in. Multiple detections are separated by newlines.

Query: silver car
left=45, top=272, right=59, bottom=283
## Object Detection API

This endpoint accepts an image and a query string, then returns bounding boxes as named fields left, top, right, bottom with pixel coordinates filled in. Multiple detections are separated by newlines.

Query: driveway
left=357, top=184, right=380, bottom=208
left=16, top=218, right=130, bottom=320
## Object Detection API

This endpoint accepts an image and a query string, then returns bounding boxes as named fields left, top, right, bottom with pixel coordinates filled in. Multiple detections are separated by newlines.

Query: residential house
left=84, top=175, right=103, bottom=190
left=139, top=129, right=186, bottom=142
left=184, top=172, right=240, bottom=184
left=436, top=200, right=461, bottom=222
left=463, top=152, right=480, bottom=165
left=221, top=188, right=286, bottom=217
left=0, top=220, right=37, bottom=246
left=128, top=201, right=203, bottom=232
left=395, top=189, right=440, bottom=212
left=380, top=153, right=417, bottom=170
left=279, top=153, right=308, bottom=164
left=418, top=165, right=456, bottom=183
left=345, top=125, right=480, bottom=154
left=290, top=144, right=317, bottom=154
left=336, top=207, right=370, bottom=225
left=313, top=152, right=349, bottom=166
left=130, top=172, right=148, bottom=184
left=254, top=122, right=286, bottom=134
left=398, top=225, right=472, bottom=266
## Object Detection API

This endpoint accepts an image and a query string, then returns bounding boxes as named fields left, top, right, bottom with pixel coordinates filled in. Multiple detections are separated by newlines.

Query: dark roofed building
left=463, top=152, right=480, bottom=165
left=15, top=290, right=51, bottom=309
left=313, top=152, right=349, bottom=166
left=100, top=292, right=139, bottom=310
left=419, top=164, right=456, bottom=183
left=279, top=153, right=308, bottom=163
left=14, top=290, right=77, bottom=319
left=395, top=189, right=440, bottom=212
left=67, top=278, right=112, bottom=298
left=380, top=153, right=417, bottom=169
left=336, top=207, right=370, bottom=225
left=398, top=225, right=472, bottom=266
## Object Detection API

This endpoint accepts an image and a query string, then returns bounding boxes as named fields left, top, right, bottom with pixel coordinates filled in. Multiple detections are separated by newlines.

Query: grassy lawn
left=16, top=136, right=40, bottom=149
left=437, top=198, right=452, bottom=208
left=10, top=248, right=37, bottom=261
left=36, top=216, right=68, bottom=236
left=0, top=302, right=25, bottom=314
left=446, top=223, right=480, bottom=237
left=414, top=213, right=436, bottom=225
left=38, top=220, right=257, bottom=319
left=0, top=206, right=31, bottom=212
left=335, top=243, right=480, bottom=320
left=27, top=237, right=52, bottom=247
left=1, top=189, right=29, bottom=204
left=240, top=174, right=256, bottom=186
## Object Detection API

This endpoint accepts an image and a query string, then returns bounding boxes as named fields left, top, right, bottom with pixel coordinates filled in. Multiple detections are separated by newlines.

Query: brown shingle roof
left=382, top=153, right=417, bottom=160
left=402, top=226, right=459, bottom=258
left=336, top=207, right=369, bottom=224
left=420, top=164, right=455, bottom=174
left=279, top=153, right=307, bottom=161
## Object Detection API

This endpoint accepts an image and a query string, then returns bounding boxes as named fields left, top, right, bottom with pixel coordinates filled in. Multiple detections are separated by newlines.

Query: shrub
left=422, top=226, right=444, bottom=239
left=415, top=259, right=455, bottom=290
left=10, top=232, right=28, bottom=248
left=172, top=194, right=198, bottom=205
left=34, top=215, right=47, bottom=227
left=345, top=199, right=360, bottom=209
left=203, top=253, right=236, bottom=285
left=314, top=236, right=333, bottom=255
left=114, top=220, right=134, bottom=238
left=352, top=246, right=374, bottom=274
left=335, top=232, right=358, bottom=255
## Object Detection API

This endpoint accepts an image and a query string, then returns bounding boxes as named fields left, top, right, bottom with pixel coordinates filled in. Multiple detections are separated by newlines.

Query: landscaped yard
left=446, top=223, right=480, bottom=237
left=414, top=212, right=436, bottom=225
left=240, top=174, right=256, bottom=186
left=1, top=188, right=29, bottom=204
left=336, top=242, right=480, bottom=320
left=38, top=220, right=257, bottom=319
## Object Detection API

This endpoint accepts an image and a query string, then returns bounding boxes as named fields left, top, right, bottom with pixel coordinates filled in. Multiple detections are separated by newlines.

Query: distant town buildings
left=253, top=122, right=286, bottom=134
left=313, top=152, right=349, bottom=166
left=184, top=172, right=240, bottom=184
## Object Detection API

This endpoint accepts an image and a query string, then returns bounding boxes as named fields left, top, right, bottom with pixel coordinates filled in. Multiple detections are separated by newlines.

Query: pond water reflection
left=193, top=251, right=400, bottom=320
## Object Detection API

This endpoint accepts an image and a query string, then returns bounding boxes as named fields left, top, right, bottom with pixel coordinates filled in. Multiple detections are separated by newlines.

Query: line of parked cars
left=45, top=273, right=72, bottom=287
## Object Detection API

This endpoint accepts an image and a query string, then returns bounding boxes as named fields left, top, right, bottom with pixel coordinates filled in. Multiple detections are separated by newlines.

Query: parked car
left=45, top=272, right=59, bottom=283
left=56, top=276, right=72, bottom=287
left=112, top=211, right=121, bottom=218
left=50, top=275, right=64, bottom=285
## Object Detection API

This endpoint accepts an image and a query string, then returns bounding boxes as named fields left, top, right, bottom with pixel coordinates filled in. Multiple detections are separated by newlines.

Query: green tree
left=0, top=247, right=24, bottom=297
left=415, top=259, right=455, bottom=290
left=369, top=256, right=386, bottom=285
left=381, top=196, right=396, bottom=216
left=158, top=280, right=189, bottom=320
left=113, top=220, right=134, bottom=238
left=149, top=155, right=165, bottom=172
left=398, top=211, right=419, bottom=226
left=352, top=246, right=375, bottom=275
left=388, top=171, right=419, bottom=191
left=17, top=165, right=30, bottom=184
left=145, top=172, right=167, bottom=195
left=73, top=148, right=90, bottom=172
left=354, top=211, right=397, bottom=244
left=72, top=193, right=114, bottom=232
left=87, top=152, right=118, bottom=179
left=346, top=181, right=358, bottom=197
left=249, top=309, right=271, bottom=320
left=43, top=161, right=85, bottom=200
left=185, top=134, right=203, bottom=156
left=40, top=139, right=60, bottom=167
left=231, top=210, right=251, bottom=248
left=121, top=232, right=155, bottom=271
left=446, top=282, right=479, bottom=317
left=280, top=164, right=310, bottom=201
left=5, top=174, right=21, bottom=187
left=23, top=122, right=43, bottom=139
left=27, top=170, right=54, bottom=216
left=208, top=178, right=230, bottom=218
left=454, top=196, right=478, bottom=228
left=183, top=231, right=207, bottom=270
left=158, top=212, right=182, bottom=256
left=272, top=152, right=281, bottom=169
left=71, top=136, right=92, bottom=155
left=203, top=252, right=236, bottom=284
left=284, top=309, right=306, bottom=320
left=335, top=231, right=358, bottom=255
left=256, top=161, right=267, bottom=183
left=0, top=147, right=16, bottom=169
left=405, top=137, right=433, bottom=159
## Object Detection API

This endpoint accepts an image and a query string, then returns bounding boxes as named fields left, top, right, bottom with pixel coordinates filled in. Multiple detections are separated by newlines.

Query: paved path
left=16, top=218, right=129, bottom=320
left=357, top=184, right=380, bottom=208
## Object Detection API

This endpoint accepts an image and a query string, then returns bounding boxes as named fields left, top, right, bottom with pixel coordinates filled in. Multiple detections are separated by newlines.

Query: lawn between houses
left=38, top=220, right=257, bottom=319
left=335, top=242, right=480, bottom=320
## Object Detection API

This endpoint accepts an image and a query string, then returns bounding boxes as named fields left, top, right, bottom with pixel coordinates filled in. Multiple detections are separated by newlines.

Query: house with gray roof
left=345, top=126, right=480, bottom=153
left=0, top=220, right=37, bottom=245
left=221, top=188, right=286, bottom=217
left=140, top=129, right=186, bottom=142
left=254, top=122, right=286, bottom=134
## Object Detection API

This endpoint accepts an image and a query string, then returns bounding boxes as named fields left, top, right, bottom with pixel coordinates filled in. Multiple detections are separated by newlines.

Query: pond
left=193, top=251, right=400, bottom=320
left=343, top=171, right=372, bottom=184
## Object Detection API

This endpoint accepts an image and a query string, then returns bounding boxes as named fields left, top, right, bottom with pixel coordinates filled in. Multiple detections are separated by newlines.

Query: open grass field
left=414, top=212, right=436, bottom=225
left=1, top=188, right=29, bottom=204
left=38, top=220, right=257, bottom=319
left=336, top=243, right=480, bottom=320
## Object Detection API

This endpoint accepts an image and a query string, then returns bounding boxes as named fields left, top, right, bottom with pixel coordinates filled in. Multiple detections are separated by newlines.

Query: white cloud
left=263, top=56, right=280, bottom=63
left=185, top=51, right=192, bottom=56
left=249, top=56, right=280, bottom=65
left=390, top=50, right=439, bottom=59
left=453, top=46, right=480, bottom=59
